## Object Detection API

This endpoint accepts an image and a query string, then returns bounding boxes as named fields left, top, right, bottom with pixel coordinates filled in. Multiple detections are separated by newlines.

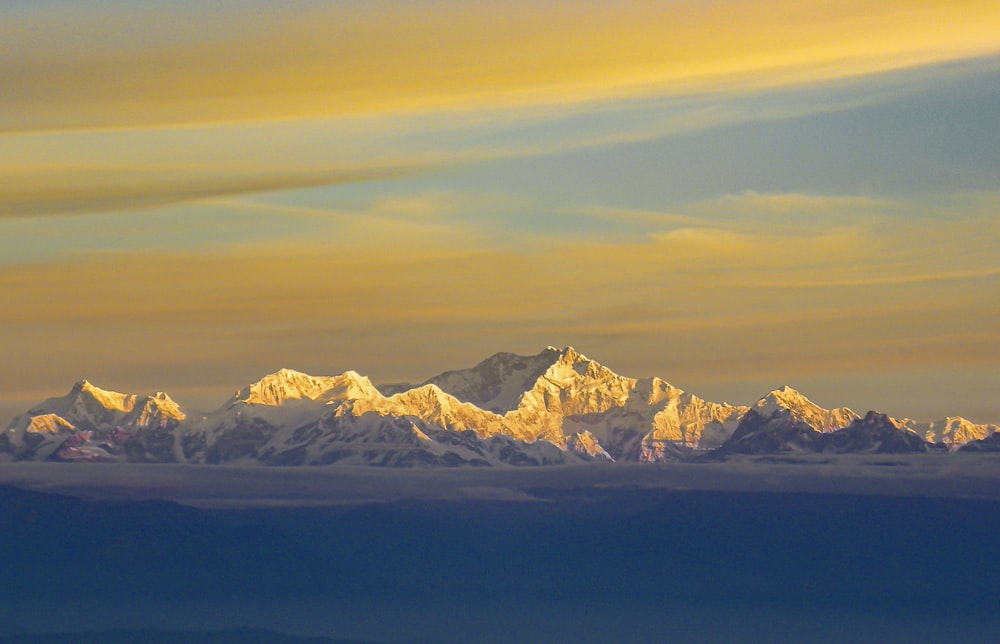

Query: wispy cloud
left=2, top=1, right=998, bottom=424
left=2, top=191, right=997, bottom=405
left=3, top=1, right=998, bottom=133
left=694, top=191, right=889, bottom=216
left=0, top=163, right=433, bottom=218
left=3, top=51, right=995, bottom=221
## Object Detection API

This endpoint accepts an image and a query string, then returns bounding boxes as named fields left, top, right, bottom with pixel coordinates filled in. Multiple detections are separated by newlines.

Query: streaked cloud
left=1, top=1, right=997, bottom=426
left=3, top=53, right=995, bottom=222
left=0, top=162, right=432, bottom=218
left=3, top=1, right=998, bottom=133
left=694, top=192, right=889, bottom=217
left=2, top=191, right=996, bottom=416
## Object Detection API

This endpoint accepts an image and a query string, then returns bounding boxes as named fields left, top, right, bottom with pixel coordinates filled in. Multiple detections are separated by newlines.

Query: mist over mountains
left=3, top=347, right=998, bottom=466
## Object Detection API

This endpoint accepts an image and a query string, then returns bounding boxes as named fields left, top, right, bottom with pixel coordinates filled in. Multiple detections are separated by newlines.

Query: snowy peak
left=641, top=377, right=682, bottom=406
left=714, top=408, right=934, bottom=457
left=3, top=346, right=996, bottom=466
left=404, top=347, right=566, bottom=413
left=1, top=380, right=188, bottom=462
left=521, top=348, right=636, bottom=419
left=754, top=386, right=811, bottom=417
left=233, top=368, right=378, bottom=407
left=753, top=386, right=858, bottom=431
left=22, top=380, right=186, bottom=426
left=128, top=392, right=186, bottom=426
left=903, top=416, right=1000, bottom=445
left=69, top=379, right=137, bottom=414
left=542, top=346, right=619, bottom=385
left=383, top=346, right=626, bottom=415
left=826, top=411, right=931, bottom=454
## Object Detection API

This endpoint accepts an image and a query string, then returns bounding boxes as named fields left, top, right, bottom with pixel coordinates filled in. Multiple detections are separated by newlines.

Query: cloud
left=567, top=206, right=709, bottom=229
left=3, top=1, right=998, bottom=133
left=0, top=163, right=433, bottom=219
left=2, top=194, right=997, bottom=401
left=696, top=192, right=889, bottom=216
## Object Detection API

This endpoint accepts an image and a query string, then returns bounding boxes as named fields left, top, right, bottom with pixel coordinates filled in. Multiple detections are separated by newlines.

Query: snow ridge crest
left=3, top=346, right=996, bottom=466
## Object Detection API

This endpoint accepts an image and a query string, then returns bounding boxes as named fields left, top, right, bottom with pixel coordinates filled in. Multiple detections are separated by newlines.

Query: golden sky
left=1, top=0, right=998, bottom=422
left=4, top=0, right=999, bottom=131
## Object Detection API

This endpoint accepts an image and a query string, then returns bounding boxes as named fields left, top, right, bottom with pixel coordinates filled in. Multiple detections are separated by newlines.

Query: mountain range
left=3, top=346, right=998, bottom=465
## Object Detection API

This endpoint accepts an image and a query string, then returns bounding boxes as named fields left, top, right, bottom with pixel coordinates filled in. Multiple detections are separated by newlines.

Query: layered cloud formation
left=1, top=1, right=998, bottom=423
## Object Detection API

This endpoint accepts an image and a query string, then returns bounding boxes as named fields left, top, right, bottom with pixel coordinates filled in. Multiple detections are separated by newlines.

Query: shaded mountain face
left=714, top=410, right=935, bottom=457
left=1, top=347, right=993, bottom=466
left=711, top=408, right=822, bottom=457
left=380, top=348, right=564, bottom=413
left=828, top=412, right=933, bottom=454
left=958, top=431, right=1000, bottom=452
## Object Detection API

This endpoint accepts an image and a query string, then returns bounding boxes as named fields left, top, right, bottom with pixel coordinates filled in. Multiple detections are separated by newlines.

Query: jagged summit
left=3, top=346, right=996, bottom=466
left=2, top=380, right=187, bottom=461
left=66, top=379, right=136, bottom=413
left=544, top=346, right=615, bottom=381
left=232, top=368, right=378, bottom=407
left=827, top=411, right=931, bottom=454
left=55, top=379, right=185, bottom=420
left=715, top=407, right=934, bottom=456
left=546, top=345, right=590, bottom=361
left=754, top=385, right=858, bottom=432
left=394, top=347, right=568, bottom=413
left=904, top=416, right=1000, bottom=445
left=756, top=385, right=810, bottom=412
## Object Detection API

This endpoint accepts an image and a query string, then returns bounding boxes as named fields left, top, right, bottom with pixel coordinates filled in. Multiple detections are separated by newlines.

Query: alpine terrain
left=3, top=347, right=997, bottom=465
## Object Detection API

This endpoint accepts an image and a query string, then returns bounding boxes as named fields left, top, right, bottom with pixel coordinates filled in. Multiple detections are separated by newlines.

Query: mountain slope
left=713, top=409, right=934, bottom=457
left=903, top=416, right=1000, bottom=446
left=2, top=346, right=995, bottom=465
left=381, top=347, right=565, bottom=413
left=170, top=365, right=600, bottom=466
left=386, top=347, right=747, bottom=459
left=753, top=386, right=858, bottom=431
left=1, top=381, right=185, bottom=461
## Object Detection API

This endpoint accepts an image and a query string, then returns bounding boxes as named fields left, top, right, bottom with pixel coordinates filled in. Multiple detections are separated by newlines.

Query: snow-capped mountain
left=901, top=417, right=1000, bottom=446
left=712, top=408, right=935, bottom=457
left=749, top=385, right=998, bottom=448
left=1, top=380, right=185, bottom=461
left=179, top=365, right=599, bottom=467
left=957, top=431, right=1000, bottom=452
left=380, top=348, right=562, bottom=413
left=753, top=386, right=859, bottom=431
left=383, top=347, right=746, bottom=460
left=827, top=412, right=933, bottom=453
left=2, top=346, right=995, bottom=466
left=710, top=407, right=822, bottom=457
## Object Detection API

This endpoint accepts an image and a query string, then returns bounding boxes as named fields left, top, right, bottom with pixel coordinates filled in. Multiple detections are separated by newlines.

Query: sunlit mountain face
left=2, top=2, right=999, bottom=641
left=2, top=347, right=999, bottom=643
left=4, top=347, right=997, bottom=466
